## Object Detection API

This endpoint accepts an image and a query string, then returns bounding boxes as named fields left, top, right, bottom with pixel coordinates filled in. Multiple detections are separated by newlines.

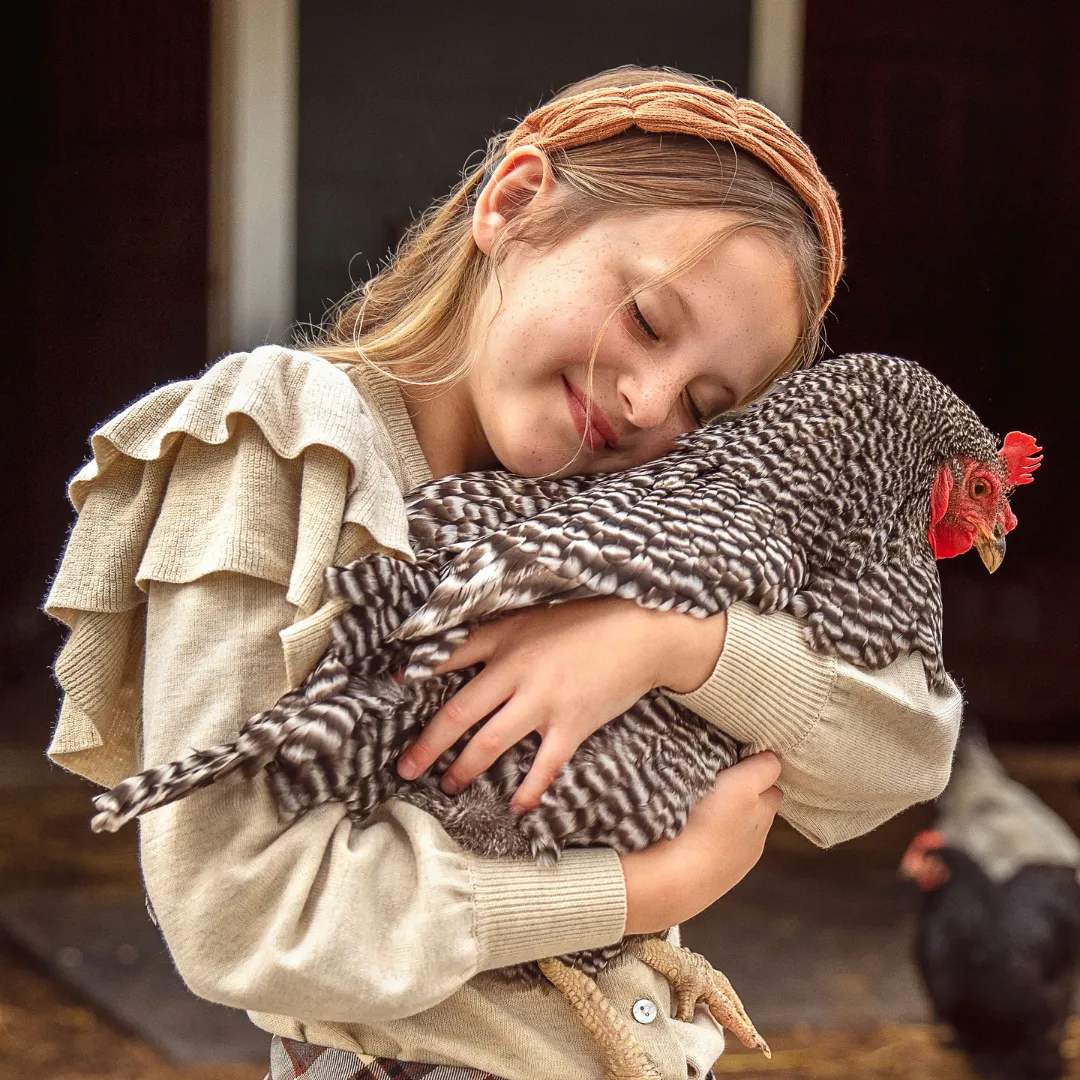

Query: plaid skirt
left=269, top=1036, right=509, bottom=1079
left=269, top=1035, right=718, bottom=1080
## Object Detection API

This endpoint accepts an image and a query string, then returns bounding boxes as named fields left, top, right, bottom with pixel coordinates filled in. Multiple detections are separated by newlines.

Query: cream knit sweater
left=45, top=347, right=962, bottom=1079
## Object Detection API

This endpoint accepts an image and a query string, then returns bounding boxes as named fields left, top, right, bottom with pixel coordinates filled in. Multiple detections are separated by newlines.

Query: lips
left=562, top=376, right=620, bottom=451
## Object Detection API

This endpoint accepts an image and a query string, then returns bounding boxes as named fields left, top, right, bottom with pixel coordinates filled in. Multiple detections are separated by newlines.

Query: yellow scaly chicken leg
left=538, top=957, right=662, bottom=1080
left=538, top=939, right=769, bottom=1080
left=624, top=937, right=771, bottom=1057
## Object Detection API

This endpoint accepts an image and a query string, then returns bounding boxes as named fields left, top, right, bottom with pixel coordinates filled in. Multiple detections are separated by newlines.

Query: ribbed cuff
left=668, top=602, right=836, bottom=752
left=468, top=847, right=627, bottom=972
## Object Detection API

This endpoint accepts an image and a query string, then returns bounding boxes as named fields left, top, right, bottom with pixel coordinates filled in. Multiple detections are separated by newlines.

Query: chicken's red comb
left=999, top=431, right=1042, bottom=487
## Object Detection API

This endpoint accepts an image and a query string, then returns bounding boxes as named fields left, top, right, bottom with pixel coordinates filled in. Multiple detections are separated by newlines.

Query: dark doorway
left=295, top=0, right=752, bottom=327
left=4, top=1, right=211, bottom=703
left=803, top=1, right=1080, bottom=738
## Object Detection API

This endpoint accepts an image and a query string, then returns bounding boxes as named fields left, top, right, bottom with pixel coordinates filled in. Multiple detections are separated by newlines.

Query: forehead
left=584, top=208, right=799, bottom=303
left=581, top=206, right=776, bottom=254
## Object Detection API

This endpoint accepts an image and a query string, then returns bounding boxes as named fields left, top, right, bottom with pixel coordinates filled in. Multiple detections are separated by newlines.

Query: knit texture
left=505, top=80, right=843, bottom=314
left=45, top=347, right=962, bottom=1079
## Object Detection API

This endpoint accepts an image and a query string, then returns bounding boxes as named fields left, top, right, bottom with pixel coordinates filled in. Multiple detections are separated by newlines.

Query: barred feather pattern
left=397, top=353, right=1004, bottom=689
left=91, top=353, right=1005, bottom=978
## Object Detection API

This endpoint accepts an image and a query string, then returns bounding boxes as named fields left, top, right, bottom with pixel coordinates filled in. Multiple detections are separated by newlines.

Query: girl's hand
left=396, top=597, right=728, bottom=811
left=620, top=752, right=783, bottom=934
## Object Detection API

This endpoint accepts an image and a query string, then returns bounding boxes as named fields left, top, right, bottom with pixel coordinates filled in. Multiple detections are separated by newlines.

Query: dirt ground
left=714, top=1020, right=1080, bottom=1078
left=0, top=931, right=1013, bottom=1080
left=7, top=928, right=1080, bottom=1080
left=0, top=937, right=263, bottom=1080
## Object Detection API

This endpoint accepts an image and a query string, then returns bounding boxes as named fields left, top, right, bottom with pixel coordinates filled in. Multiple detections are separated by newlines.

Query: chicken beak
left=972, top=521, right=1006, bottom=573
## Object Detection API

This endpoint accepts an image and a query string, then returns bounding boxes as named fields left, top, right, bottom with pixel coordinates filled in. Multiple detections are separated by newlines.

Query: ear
left=929, top=462, right=953, bottom=528
left=999, top=431, right=1042, bottom=487
left=472, top=146, right=557, bottom=255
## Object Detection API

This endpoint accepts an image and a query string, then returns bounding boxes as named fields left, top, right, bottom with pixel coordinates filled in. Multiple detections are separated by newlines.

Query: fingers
left=397, top=668, right=512, bottom=781
left=433, top=622, right=497, bottom=673
left=439, top=699, right=537, bottom=795
left=511, top=732, right=575, bottom=813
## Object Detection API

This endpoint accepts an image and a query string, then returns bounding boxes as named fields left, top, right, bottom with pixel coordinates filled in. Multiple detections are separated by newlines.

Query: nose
left=617, top=367, right=686, bottom=431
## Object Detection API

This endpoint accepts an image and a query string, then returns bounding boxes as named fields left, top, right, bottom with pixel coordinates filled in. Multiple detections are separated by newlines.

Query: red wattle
left=928, top=519, right=973, bottom=561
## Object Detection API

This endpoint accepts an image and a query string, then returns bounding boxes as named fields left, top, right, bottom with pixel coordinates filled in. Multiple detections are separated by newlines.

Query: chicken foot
left=624, top=937, right=771, bottom=1057
left=538, top=941, right=768, bottom=1080
left=538, top=957, right=662, bottom=1080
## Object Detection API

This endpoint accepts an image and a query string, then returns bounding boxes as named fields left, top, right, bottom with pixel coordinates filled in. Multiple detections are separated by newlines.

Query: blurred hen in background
left=902, top=730, right=1080, bottom=1080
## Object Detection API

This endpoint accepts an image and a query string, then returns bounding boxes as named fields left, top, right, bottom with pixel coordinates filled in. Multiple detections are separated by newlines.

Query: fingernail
left=441, top=777, right=460, bottom=795
left=398, top=758, right=418, bottom=780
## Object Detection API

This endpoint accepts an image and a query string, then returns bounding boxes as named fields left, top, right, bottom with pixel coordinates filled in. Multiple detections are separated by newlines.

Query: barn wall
left=803, top=1, right=1080, bottom=738
left=3, top=1, right=211, bottom=688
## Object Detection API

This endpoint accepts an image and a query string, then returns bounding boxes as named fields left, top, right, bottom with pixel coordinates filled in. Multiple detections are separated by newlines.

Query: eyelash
left=629, top=298, right=704, bottom=427
left=629, top=298, right=659, bottom=342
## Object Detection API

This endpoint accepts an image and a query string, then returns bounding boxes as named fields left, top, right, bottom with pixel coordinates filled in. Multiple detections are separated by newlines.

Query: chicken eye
left=970, top=478, right=990, bottom=499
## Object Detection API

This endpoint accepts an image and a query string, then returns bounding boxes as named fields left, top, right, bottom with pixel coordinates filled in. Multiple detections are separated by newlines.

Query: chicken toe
left=537, top=956, right=663, bottom=1080
left=625, top=937, right=771, bottom=1058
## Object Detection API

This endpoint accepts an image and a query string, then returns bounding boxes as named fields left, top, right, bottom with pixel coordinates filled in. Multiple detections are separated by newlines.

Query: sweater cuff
left=469, top=847, right=626, bottom=971
left=668, top=602, right=836, bottom=752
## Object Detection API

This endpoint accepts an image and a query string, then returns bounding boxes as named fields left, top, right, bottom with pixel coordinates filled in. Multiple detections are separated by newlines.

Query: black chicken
left=901, top=733, right=1080, bottom=1079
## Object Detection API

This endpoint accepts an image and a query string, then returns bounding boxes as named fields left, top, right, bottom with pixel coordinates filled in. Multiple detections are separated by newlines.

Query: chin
left=495, top=444, right=586, bottom=478
left=487, top=421, right=586, bottom=478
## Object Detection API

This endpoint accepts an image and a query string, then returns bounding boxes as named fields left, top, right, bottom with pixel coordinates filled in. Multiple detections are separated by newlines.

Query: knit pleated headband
left=502, top=80, right=844, bottom=316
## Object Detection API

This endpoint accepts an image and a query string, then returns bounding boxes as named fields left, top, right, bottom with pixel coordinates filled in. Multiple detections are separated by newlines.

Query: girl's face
left=463, top=208, right=802, bottom=477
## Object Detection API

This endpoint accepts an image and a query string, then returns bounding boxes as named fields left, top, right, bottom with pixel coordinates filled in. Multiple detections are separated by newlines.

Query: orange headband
left=504, top=81, right=844, bottom=317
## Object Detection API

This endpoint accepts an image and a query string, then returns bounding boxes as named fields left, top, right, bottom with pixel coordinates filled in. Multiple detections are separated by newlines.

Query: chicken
left=91, top=353, right=1039, bottom=1079
left=901, top=733, right=1080, bottom=1080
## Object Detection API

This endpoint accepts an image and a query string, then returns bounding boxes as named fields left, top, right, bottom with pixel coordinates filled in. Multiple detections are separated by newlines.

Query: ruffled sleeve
left=44, top=346, right=427, bottom=787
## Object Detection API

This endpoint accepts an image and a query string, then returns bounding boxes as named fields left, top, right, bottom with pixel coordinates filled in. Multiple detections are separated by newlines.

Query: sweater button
left=632, top=998, right=658, bottom=1024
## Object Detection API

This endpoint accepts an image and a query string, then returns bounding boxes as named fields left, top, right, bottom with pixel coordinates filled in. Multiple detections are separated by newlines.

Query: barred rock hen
left=91, top=353, right=1039, bottom=1080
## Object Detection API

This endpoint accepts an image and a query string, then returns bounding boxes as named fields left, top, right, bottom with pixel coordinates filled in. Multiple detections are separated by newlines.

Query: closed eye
left=683, top=390, right=704, bottom=427
left=630, top=297, right=705, bottom=427
left=629, top=298, right=659, bottom=342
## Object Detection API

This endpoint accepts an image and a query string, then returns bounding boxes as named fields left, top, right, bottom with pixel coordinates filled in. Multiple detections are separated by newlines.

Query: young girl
left=45, top=68, right=961, bottom=1080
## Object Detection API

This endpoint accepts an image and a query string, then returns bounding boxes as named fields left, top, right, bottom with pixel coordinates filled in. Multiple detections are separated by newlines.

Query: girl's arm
left=140, top=573, right=782, bottom=1014
left=139, top=570, right=628, bottom=1021
left=668, top=603, right=962, bottom=847
left=401, top=599, right=960, bottom=848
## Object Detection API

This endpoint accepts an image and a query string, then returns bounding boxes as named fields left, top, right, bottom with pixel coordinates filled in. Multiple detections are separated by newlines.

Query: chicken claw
left=625, top=937, right=771, bottom=1057
left=538, top=956, right=662, bottom=1080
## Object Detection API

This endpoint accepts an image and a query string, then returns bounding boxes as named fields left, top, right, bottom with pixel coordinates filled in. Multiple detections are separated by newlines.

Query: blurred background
left=1, top=1, right=1078, bottom=1077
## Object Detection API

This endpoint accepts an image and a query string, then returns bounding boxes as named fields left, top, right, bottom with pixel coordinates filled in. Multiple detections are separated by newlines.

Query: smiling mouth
left=562, top=376, right=620, bottom=452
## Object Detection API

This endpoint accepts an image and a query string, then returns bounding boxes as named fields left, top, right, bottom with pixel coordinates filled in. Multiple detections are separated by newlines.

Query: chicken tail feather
left=90, top=717, right=287, bottom=832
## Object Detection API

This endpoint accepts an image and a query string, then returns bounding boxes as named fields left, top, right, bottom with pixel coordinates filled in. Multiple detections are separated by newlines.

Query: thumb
left=722, top=750, right=782, bottom=793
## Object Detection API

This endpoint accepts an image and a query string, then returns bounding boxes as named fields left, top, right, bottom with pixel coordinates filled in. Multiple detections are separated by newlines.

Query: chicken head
left=927, top=431, right=1041, bottom=572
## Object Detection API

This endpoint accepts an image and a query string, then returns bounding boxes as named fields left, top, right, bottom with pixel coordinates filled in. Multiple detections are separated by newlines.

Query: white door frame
left=207, top=0, right=298, bottom=357
left=749, top=0, right=806, bottom=130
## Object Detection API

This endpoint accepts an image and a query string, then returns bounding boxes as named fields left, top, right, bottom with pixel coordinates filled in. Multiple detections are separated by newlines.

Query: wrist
left=650, top=609, right=728, bottom=694
left=620, top=843, right=678, bottom=934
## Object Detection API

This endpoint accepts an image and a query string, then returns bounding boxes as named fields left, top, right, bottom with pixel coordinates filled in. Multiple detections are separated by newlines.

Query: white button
left=632, top=998, right=658, bottom=1024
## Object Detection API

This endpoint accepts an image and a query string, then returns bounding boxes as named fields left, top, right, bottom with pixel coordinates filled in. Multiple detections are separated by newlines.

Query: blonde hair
left=309, top=66, right=838, bottom=409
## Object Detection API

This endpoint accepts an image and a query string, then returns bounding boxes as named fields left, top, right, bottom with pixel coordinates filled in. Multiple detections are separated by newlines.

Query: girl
left=45, top=68, right=961, bottom=1080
